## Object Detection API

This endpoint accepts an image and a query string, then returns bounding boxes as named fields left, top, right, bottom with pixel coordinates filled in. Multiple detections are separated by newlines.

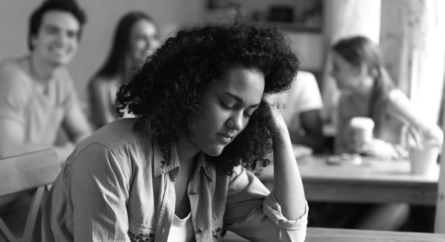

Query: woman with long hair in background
left=325, top=36, right=443, bottom=230
left=88, top=11, right=160, bottom=129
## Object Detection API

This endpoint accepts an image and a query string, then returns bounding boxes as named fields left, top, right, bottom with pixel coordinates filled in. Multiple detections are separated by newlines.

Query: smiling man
left=0, top=0, right=92, bottom=166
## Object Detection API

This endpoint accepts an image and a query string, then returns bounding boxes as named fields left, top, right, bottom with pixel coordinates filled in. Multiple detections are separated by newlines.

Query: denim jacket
left=42, top=118, right=307, bottom=242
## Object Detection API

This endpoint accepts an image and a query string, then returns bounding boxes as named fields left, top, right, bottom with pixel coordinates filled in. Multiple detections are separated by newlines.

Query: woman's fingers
left=262, top=93, right=287, bottom=134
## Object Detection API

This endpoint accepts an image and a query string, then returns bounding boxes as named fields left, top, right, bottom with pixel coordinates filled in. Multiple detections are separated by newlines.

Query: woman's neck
left=176, top=131, right=200, bottom=166
left=348, top=76, right=374, bottom=110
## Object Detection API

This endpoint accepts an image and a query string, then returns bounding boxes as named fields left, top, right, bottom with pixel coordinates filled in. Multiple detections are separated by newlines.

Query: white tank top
left=167, top=213, right=196, bottom=242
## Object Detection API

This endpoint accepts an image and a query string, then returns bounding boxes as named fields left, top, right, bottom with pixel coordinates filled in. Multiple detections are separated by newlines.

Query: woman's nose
left=227, top=113, right=243, bottom=131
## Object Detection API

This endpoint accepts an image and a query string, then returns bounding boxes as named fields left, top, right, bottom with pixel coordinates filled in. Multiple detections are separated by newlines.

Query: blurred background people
left=324, top=36, right=443, bottom=230
left=88, top=11, right=160, bottom=129
left=332, top=36, right=443, bottom=159
left=0, top=0, right=91, bottom=166
left=272, top=71, right=324, bottom=155
left=0, top=0, right=91, bottom=231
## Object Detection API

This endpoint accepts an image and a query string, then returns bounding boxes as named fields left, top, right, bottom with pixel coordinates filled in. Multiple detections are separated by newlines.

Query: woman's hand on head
left=262, top=95, right=307, bottom=222
left=262, top=94, right=288, bottom=135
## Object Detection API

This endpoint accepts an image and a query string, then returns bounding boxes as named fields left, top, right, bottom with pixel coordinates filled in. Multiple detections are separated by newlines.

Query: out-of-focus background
left=2, top=0, right=443, bottom=129
left=2, top=0, right=443, bottom=128
left=0, top=0, right=204, bottom=103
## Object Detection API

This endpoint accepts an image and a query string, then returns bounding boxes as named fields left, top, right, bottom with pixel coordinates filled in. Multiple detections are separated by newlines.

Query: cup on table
left=349, top=117, right=375, bottom=146
left=409, top=146, right=439, bottom=174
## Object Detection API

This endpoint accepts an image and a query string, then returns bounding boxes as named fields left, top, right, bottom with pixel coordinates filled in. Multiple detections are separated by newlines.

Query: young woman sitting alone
left=42, top=20, right=308, bottom=242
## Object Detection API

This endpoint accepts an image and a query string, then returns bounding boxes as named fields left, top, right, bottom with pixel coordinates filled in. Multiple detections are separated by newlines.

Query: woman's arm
left=387, top=90, right=443, bottom=147
left=69, top=144, right=130, bottom=241
left=223, top=96, right=308, bottom=241
left=88, top=77, right=118, bottom=129
left=360, top=90, right=443, bottom=159
left=224, top=166, right=307, bottom=242
left=264, top=94, right=306, bottom=220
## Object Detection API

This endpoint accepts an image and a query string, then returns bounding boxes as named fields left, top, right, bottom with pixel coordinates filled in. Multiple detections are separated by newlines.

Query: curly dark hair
left=116, top=20, right=299, bottom=175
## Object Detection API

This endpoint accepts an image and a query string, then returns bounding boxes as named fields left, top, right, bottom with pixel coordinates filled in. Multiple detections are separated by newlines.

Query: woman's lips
left=217, top=133, right=234, bottom=143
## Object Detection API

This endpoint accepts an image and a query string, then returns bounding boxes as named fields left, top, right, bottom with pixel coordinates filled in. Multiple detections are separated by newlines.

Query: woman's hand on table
left=359, top=138, right=403, bottom=160
left=343, top=125, right=404, bottom=160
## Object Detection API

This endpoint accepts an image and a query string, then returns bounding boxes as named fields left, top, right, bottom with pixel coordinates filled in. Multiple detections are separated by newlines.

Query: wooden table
left=258, top=156, right=439, bottom=205
left=223, top=228, right=445, bottom=242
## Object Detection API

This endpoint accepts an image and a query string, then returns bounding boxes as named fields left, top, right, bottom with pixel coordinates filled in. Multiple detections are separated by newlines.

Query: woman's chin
left=201, top=146, right=225, bottom=157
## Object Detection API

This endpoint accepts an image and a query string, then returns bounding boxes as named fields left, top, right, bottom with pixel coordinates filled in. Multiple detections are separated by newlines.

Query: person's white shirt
left=273, top=71, right=323, bottom=134
left=168, top=213, right=195, bottom=242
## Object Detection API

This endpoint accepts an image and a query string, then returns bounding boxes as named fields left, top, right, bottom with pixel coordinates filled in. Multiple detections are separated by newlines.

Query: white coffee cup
left=409, top=146, right=439, bottom=174
left=349, top=117, right=375, bottom=145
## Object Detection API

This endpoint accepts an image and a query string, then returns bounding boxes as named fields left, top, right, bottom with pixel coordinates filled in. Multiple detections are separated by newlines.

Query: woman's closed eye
left=243, top=112, right=252, bottom=118
left=220, top=100, right=255, bottom=117
left=244, top=109, right=255, bottom=117
left=220, top=100, right=234, bottom=109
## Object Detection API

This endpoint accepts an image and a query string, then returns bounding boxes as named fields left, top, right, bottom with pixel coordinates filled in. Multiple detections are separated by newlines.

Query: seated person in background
left=88, top=11, right=160, bottom=129
left=0, top=0, right=92, bottom=164
left=319, top=36, right=443, bottom=231
left=0, top=0, right=91, bottom=224
left=42, top=20, right=308, bottom=241
left=332, top=36, right=443, bottom=159
left=271, top=71, right=324, bottom=155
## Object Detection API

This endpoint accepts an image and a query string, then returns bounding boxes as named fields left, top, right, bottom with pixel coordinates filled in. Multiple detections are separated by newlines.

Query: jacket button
left=197, top=228, right=204, bottom=233
left=190, top=191, right=197, bottom=195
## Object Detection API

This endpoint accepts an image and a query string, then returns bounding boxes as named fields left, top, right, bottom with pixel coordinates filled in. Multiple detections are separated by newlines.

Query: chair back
left=0, top=149, right=60, bottom=242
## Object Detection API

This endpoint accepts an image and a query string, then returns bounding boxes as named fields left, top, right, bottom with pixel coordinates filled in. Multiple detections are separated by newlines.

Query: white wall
left=285, top=32, right=323, bottom=72
left=320, top=0, right=381, bottom=123
left=0, top=1, right=37, bottom=60
left=0, top=0, right=206, bottom=103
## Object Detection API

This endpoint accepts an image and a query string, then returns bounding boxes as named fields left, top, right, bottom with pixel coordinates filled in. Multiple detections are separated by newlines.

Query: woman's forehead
left=211, top=67, right=265, bottom=102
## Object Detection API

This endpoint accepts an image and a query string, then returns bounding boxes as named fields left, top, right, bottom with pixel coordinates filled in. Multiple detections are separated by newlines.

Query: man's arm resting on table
left=0, top=119, right=74, bottom=164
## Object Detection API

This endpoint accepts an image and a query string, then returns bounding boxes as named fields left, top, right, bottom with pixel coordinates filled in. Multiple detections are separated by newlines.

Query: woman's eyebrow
left=223, top=92, right=260, bottom=108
